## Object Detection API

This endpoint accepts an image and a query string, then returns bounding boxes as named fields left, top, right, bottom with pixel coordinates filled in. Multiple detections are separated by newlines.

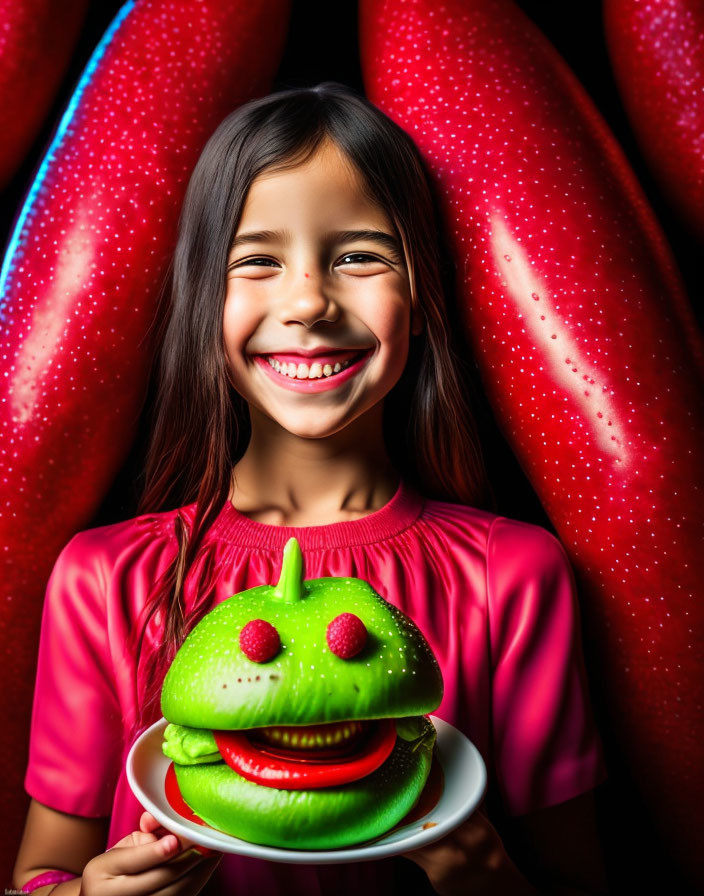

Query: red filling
left=213, top=718, right=396, bottom=789
left=165, top=762, right=207, bottom=826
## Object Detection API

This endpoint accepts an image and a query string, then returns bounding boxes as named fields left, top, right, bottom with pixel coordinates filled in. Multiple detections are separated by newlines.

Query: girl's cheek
left=372, top=301, right=413, bottom=353
left=223, top=287, right=265, bottom=349
left=355, top=280, right=410, bottom=329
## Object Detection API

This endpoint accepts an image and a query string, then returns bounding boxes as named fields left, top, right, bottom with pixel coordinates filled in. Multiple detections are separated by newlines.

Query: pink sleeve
left=24, top=532, right=122, bottom=817
left=487, top=517, right=606, bottom=816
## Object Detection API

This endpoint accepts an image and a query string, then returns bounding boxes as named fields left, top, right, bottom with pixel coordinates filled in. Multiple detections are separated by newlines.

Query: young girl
left=14, top=83, right=608, bottom=895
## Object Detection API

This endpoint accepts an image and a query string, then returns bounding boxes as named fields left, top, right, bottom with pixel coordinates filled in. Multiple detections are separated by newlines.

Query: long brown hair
left=130, top=82, right=493, bottom=732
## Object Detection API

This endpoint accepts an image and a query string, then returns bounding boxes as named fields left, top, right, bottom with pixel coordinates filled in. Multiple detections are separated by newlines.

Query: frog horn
left=272, top=537, right=304, bottom=602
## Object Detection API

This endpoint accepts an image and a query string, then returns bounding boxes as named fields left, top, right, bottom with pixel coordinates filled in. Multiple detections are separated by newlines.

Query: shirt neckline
left=210, top=477, right=425, bottom=550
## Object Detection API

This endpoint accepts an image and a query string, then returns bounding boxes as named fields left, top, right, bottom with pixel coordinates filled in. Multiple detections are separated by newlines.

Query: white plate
left=126, top=715, right=486, bottom=864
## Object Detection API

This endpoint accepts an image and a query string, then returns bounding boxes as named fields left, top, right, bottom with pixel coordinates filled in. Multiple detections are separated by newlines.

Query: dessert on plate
left=161, top=536, right=443, bottom=849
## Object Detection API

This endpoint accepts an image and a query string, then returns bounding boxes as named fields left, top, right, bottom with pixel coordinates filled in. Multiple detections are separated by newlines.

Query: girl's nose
left=277, top=271, right=339, bottom=327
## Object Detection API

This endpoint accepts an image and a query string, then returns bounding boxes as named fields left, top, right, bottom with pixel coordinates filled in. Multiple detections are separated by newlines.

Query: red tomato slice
left=164, top=764, right=220, bottom=856
left=164, top=762, right=208, bottom=826
left=213, top=719, right=397, bottom=789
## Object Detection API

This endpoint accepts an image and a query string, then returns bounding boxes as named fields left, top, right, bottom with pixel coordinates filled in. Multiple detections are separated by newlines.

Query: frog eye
left=239, top=619, right=281, bottom=662
left=326, top=613, right=367, bottom=659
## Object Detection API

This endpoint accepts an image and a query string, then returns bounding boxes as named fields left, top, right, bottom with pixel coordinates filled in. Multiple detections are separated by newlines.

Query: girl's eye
left=230, top=256, right=278, bottom=269
left=337, top=252, right=383, bottom=265
left=228, top=253, right=396, bottom=274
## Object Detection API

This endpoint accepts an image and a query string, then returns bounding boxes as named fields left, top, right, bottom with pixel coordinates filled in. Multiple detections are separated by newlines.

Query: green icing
left=161, top=537, right=443, bottom=729
left=162, top=723, right=220, bottom=766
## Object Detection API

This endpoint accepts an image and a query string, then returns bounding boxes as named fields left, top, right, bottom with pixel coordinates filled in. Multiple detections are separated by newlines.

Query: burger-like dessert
left=161, top=537, right=443, bottom=849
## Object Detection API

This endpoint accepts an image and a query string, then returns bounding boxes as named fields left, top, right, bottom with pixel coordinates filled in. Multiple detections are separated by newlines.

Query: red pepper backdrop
left=1, top=1, right=702, bottom=891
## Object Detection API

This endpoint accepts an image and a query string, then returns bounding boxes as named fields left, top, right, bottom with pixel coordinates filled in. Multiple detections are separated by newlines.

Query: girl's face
left=223, top=138, right=422, bottom=440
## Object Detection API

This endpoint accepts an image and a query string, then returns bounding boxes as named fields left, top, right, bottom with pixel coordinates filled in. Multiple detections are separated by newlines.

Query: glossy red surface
left=605, top=0, right=704, bottom=240
left=0, top=0, right=289, bottom=878
left=0, top=0, right=88, bottom=189
left=214, top=720, right=396, bottom=789
left=165, top=762, right=207, bottom=827
left=360, top=0, right=704, bottom=880
left=326, top=612, right=367, bottom=658
left=239, top=618, right=282, bottom=663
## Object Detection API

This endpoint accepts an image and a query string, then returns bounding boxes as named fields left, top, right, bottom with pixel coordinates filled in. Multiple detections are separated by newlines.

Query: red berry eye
left=239, top=619, right=281, bottom=663
left=326, top=613, right=367, bottom=659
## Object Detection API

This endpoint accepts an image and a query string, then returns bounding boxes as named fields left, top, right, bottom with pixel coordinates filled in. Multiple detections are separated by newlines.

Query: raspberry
left=239, top=619, right=281, bottom=663
left=326, top=613, right=367, bottom=659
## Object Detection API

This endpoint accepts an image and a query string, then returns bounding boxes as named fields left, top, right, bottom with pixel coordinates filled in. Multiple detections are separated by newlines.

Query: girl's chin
left=248, top=399, right=381, bottom=441
left=263, top=415, right=359, bottom=441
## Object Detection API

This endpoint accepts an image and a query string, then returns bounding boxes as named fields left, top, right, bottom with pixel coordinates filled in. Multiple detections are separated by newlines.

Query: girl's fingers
left=139, top=811, right=158, bottom=831
left=110, top=829, right=158, bottom=849
left=103, top=832, right=181, bottom=875
left=139, top=810, right=181, bottom=844
left=139, top=811, right=167, bottom=835
left=100, top=814, right=221, bottom=887
left=87, top=846, right=206, bottom=896
left=89, top=829, right=222, bottom=895
left=138, top=811, right=209, bottom=857
left=137, top=812, right=206, bottom=853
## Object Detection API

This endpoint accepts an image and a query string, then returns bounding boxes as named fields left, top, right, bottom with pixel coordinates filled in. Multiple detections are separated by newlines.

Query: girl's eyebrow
left=333, top=229, right=402, bottom=256
left=229, top=229, right=402, bottom=256
left=230, top=229, right=292, bottom=250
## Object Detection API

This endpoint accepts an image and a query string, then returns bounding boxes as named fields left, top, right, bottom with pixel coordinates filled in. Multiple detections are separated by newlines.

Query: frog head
left=160, top=537, right=443, bottom=849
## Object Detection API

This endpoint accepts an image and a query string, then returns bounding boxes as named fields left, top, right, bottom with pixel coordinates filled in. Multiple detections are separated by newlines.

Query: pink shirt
left=24, top=478, right=605, bottom=894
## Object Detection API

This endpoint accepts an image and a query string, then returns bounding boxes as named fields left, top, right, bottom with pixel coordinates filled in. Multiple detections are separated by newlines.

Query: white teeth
left=267, top=355, right=357, bottom=379
left=256, top=719, right=364, bottom=750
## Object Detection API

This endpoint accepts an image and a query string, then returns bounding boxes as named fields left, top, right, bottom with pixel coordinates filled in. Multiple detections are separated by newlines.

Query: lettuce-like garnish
left=162, top=723, right=222, bottom=766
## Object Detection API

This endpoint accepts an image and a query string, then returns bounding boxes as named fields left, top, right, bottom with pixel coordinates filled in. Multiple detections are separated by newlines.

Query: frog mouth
left=252, top=719, right=368, bottom=756
left=212, top=718, right=398, bottom=789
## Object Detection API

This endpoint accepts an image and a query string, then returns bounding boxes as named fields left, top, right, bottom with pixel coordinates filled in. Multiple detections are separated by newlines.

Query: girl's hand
left=402, top=809, right=537, bottom=896
left=79, top=812, right=222, bottom=895
left=138, top=811, right=219, bottom=858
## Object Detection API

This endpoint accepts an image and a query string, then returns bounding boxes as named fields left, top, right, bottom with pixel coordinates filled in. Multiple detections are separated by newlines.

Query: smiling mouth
left=257, top=350, right=371, bottom=381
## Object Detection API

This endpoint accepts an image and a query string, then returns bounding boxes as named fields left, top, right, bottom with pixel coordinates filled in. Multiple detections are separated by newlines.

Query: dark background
left=2, top=2, right=701, bottom=892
